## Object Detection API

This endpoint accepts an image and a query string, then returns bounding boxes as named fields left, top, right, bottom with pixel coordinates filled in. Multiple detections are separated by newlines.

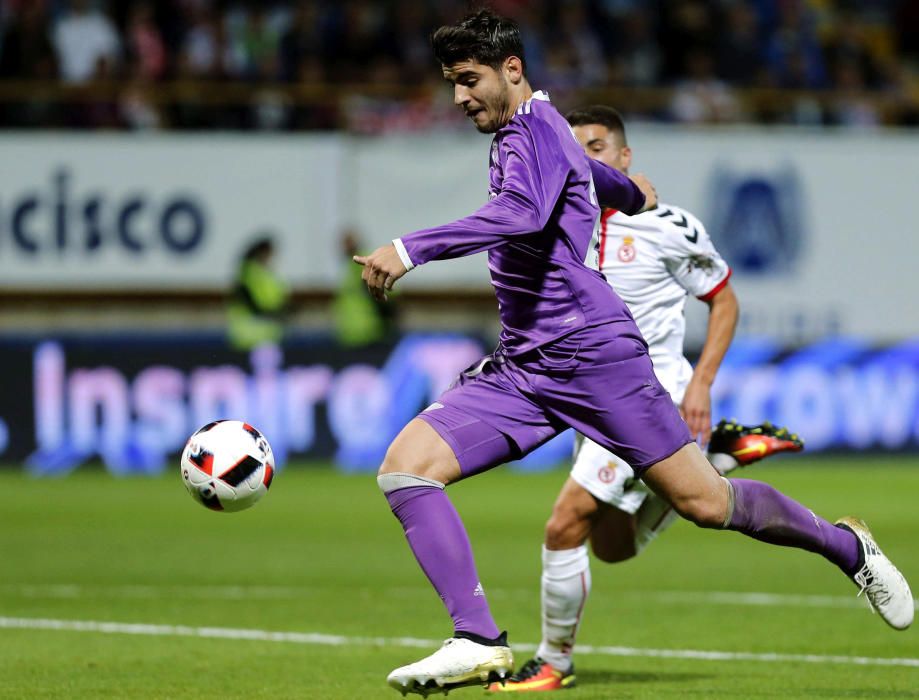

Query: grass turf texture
left=0, top=457, right=917, bottom=699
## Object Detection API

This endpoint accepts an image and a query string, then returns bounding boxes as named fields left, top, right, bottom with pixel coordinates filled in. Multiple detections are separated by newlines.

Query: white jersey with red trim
left=597, top=202, right=731, bottom=400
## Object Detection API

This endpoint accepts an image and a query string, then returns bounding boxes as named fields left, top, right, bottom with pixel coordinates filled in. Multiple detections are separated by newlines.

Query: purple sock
left=728, top=479, right=861, bottom=576
left=385, top=485, right=501, bottom=639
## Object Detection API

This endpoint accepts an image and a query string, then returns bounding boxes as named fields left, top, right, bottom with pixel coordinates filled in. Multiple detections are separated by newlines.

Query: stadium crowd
left=1, top=0, right=918, bottom=131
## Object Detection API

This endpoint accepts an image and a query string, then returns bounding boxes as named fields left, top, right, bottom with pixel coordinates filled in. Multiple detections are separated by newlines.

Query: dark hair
left=566, top=105, right=628, bottom=145
left=431, top=9, right=526, bottom=72
left=242, top=236, right=274, bottom=261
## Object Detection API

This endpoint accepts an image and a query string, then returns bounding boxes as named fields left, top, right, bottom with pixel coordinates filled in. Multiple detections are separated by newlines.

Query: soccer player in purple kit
left=353, top=10, right=913, bottom=697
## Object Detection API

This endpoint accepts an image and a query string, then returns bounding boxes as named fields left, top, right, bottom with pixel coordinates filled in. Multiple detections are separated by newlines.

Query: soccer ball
left=180, top=420, right=275, bottom=512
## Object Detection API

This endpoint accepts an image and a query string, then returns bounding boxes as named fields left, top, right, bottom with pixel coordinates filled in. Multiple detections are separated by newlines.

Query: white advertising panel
left=624, top=127, right=919, bottom=345
left=354, top=127, right=919, bottom=344
left=0, top=134, right=344, bottom=289
left=2, top=128, right=917, bottom=342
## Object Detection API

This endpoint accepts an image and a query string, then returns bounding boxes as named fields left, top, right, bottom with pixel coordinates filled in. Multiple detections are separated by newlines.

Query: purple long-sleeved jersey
left=395, top=91, right=646, bottom=355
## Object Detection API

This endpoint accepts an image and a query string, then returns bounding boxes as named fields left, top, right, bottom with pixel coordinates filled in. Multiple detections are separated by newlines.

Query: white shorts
left=569, top=358, right=689, bottom=513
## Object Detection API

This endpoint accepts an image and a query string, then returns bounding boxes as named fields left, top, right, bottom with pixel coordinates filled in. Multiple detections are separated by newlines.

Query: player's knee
left=378, top=443, right=431, bottom=479
left=672, top=494, right=726, bottom=529
left=544, top=505, right=591, bottom=550
left=377, top=420, right=460, bottom=484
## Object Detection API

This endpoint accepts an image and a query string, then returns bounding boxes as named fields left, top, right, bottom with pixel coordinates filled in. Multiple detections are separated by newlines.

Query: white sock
left=708, top=451, right=740, bottom=476
left=536, top=545, right=590, bottom=673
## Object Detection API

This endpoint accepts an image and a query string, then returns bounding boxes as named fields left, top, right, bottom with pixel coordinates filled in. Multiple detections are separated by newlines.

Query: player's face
left=572, top=124, right=632, bottom=174
left=442, top=60, right=511, bottom=134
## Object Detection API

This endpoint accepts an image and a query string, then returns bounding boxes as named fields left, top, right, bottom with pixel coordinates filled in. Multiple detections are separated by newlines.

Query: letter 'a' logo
left=706, top=165, right=804, bottom=276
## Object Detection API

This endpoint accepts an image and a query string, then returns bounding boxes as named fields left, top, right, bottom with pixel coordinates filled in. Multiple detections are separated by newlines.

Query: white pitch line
left=1, top=584, right=916, bottom=611
left=0, top=616, right=917, bottom=669
left=641, top=590, right=918, bottom=610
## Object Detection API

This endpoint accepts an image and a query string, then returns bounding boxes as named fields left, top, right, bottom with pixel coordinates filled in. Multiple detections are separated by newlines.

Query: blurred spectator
left=659, top=0, right=716, bottom=81
left=0, top=3, right=57, bottom=80
left=178, top=5, right=221, bottom=79
left=512, top=3, right=548, bottom=84
left=0, top=0, right=915, bottom=129
left=333, top=229, right=398, bottom=347
left=240, top=6, right=283, bottom=81
left=228, top=235, right=291, bottom=352
left=279, top=0, right=325, bottom=83
left=553, top=2, right=607, bottom=87
left=119, top=74, right=163, bottom=129
left=0, top=2, right=59, bottom=127
left=764, top=0, right=827, bottom=88
left=605, top=7, right=661, bottom=87
left=391, top=0, right=435, bottom=85
left=828, top=59, right=881, bottom=127
left=325, top=0, right=397, bottom=83
left=224, top=3, right=281, bottom=80
left=53, top=0, right=121, bottom=84
left=716, top=1, right=765, bottom=86
left=288, top=54, right=339, bottom=129
left=126, top=2, right=167, bottom=81
left=670, top=49, right=742, bottom=124
left=542, top=43, right=582, bottom=93
left=894, top=0, right=919, bottom=62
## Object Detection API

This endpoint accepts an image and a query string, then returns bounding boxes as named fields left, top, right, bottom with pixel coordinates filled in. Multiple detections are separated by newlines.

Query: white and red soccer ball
left=180, top=420, right=275, bottom=512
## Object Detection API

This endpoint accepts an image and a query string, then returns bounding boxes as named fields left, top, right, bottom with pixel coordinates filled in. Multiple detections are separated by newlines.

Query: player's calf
left=588, top=503, right=639, bottom=563
left=544, top=478, right=600, bottom=551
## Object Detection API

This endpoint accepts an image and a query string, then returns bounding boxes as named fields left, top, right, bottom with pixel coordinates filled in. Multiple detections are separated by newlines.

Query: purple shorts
left=418, top=322, right=691, bottom=478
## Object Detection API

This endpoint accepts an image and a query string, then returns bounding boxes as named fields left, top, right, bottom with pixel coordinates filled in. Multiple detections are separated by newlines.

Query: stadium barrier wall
left=1, top=333, right=919, bottom=475
left=0, top=129, right=917, bottom=346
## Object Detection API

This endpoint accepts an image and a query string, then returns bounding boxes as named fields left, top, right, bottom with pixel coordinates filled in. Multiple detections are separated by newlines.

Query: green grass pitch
left=0, top=456, right=917, bottom=699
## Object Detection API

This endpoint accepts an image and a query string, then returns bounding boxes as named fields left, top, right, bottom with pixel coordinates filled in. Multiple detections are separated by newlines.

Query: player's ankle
left=453, top=629, right=508, bottom=647
left=535, top=646, right=573, bottom=673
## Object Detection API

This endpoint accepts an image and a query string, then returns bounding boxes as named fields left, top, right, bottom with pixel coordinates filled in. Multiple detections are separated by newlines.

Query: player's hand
left=353, top=244, right=408, bottom=301
left=631, top=173, right=657, bottom=212
left=680, top=378, right=712, bottom=446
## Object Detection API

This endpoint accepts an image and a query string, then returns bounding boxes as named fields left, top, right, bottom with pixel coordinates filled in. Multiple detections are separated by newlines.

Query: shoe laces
left=507, top=658, right=550, bottom=682
left=852, top=534, right=894, bottom=613
left=854, top=565, right=894, bottom=612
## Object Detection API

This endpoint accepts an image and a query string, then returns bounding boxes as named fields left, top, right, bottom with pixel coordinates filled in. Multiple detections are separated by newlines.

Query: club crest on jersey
left=598, top=464, right=616, bottom=483
left=617, top=236, right=636, bottom=263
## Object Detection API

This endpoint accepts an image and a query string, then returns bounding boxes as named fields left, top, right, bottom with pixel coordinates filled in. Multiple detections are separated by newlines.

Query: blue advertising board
left=2, top=333, right=919, bottom=476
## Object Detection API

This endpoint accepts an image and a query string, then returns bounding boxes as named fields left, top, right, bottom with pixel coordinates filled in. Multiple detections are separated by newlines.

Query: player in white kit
left=491, top=106, right=804, bottom=693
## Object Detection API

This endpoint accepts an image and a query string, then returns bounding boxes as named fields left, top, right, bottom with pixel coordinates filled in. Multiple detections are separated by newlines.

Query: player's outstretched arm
left=353, top=244, right=408, bottom=301
left=587, top=158, right=650, bottom=214
left=396, top=130, right=564, bottom=268
left=681, top=283, right=739, bottom=444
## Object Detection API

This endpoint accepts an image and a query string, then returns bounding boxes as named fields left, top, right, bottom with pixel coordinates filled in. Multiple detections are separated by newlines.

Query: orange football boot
left=487, top=658, right=575, bottom=693
left=709, top=418, right=804, bottom=467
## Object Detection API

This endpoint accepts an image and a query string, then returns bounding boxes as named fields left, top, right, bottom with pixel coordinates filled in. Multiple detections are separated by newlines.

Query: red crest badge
left=618, top=236, right=636, bottom=263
